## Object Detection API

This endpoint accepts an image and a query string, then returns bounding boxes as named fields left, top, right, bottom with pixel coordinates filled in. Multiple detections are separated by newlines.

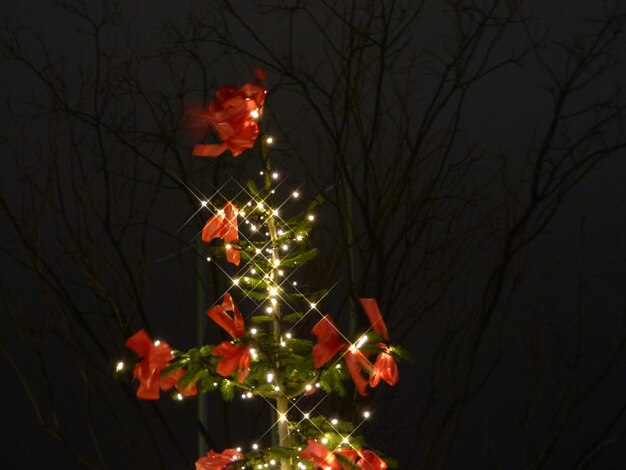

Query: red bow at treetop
left=311, top=298, right=398, bottom=396
left=300, top=440, right=387, bottom=470
left=208, top=293, right=251, bottom=383
left=125, top=329, right=197, bottom=400
left=202, top=201, right=240, bottom=266
left=192, top=70, right=266, bottom=158
left=195, top=448, right=243, bottom=470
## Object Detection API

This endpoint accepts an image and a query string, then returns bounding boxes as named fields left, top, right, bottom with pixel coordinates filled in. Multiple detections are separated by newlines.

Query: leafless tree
left=1, top=0, right=625, bottom=468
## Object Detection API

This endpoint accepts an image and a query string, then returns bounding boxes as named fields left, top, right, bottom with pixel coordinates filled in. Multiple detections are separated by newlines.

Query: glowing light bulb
left=307, top=214, right=315, bottom=221
left=273, top=259, right=281, bottom=267
left=251, top=268, right=257, bottom=274
left=336, top=364, right=342, bottom=369
left=292, top=281, right=298, bottom=286
left=153, top=340, right=161, bottom=346
left=232, top=278, right=239, bottom=285
left=309, top=302, right=317, bottom=309
left=280, top=341, right=286, bottom=347
left=281, top=244, right=289, bottom=251
left=305, top=384, right=312, bottom=391
left=270, top=298, right=277, bottom=306
left=296, top=235, right=303, bottom=241
left=252, top=443, right=259, bottom=450
left=274, top=385, right=280, bottom=391
left=251, top=328, right=257, bottom=335
left=342, top=437, right=350, bottom=444
left=266, top=136, right=274, bottom=144
left=269, top=287, right=278, bottom=296
left=278, top=270, right=284, bottom=276
left=200, top=200, right=208, bottom=207
left=115, top=361, right=124, bottom=372
left=217, top=209, right=225, bottom=216
left=273, top=209, right=279, bottom=217
left=257, top=202, right=264, bottom=210
left=272, top=172, right=279, bottom=179
left=246, top=392, right=253, bottom=398
left=292, top=191, right=300, bottom=198
left=277, top=229, right=284, bottom=235
left=331, top=418, right=338, bottom=425
left=321, top=437, right=328, bottom=444
left=266, top=306, right=273, bottom=313
left=266, top=373, right=274, bottom=382
left=206, top=256, right=211, bottom=262
left=176, top=393, right=183, bottom=401
left=270, top=459, right=276, bottom=466
left=225, top=244, right=232, bottom=250
left=213, top=382, right=218, bottom=387
left=355, top=336, right=367, bottom=348
left=285, top=332, right=292, bottom=339
left=363, top=410, right=371, bottom=419
left=250, top=109, right=260, bottom=119
left=279, top=414, right=287, bottom=422
left=250, top=224, right=257, bottom=231
left=303, top=412, right=310, bottom=419
left=241, top=393, right=247, bottom=399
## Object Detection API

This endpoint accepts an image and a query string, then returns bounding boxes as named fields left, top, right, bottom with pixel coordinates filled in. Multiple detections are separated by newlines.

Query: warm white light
left=269, top=287, right=278, bottom=296
left=153, top=340, right=161, bottom=346
left=206, top=256, right=212, bottom=262
left=285, top=332, right=292, bottom=339
left=279, top=414, right=287, bottom=422
left=363, top=410, right=371, bottom=419
left=282, top=244, right=289, bottom=251
left=270, top=459, right=276, bottom=466
left=277, top=229, right=284, bottom=236
left=303, top=412, right=310, bottom=419
left=315, top=383, right=321, bottom=388
left=273, top=209, right=279, bottom=216
left=236, top=447, right=242, bottom=452
left=251, top=328, right=257, bottom=335
left=240, top=210, right=246, bottom=216
left=305, top=384, right=312, bottom=391
left=249, top=348, right=257, bottom=355
left=278, top=270, right=284, bottom=276
left=232, top=278, right=239, bottom=285
left=246, top=392, right=253, bottom=398
left=176, top=393, right=184, bottom=401
left=272, top=172, right=279, bottom=179
left=250, top=224, right=257, bottom=231
left=266, top=136, right=274, bottom=144
left=251, top=268, right=257, bottom=274
left=266, top=306, right=273, bottom=313
left=115, top=361, right=124, bottom=372
left=292, top=281, right=298, bottom=286
left=355, top=336, right=367, bottom=349
left=307, top=214, right=315, bottom=221
left=331, top=418, right=338, bottom=425
left=309, top=302, right=317, bottom=309
left=252, top=443, right=259, bottom=450
left=336, top=364, right=342, bottom=369
left=217, top=209, right=225, bottom=216
left=213, top=382, right=218, bottom=387
left=292, top=191, right=300, bottom=198
left=250, top=109, right=260, bottom=119
left=225, top=244, right=232, bottom=250
left=280, top=341, right=286, bottom=347
left=266, top=373, right=274, bottom=382
left=200, top=200, right=208, bottom=207
left=241, top=393, right=247, bottom=399
left=296, top=235, right=303, bottom=241
left=255, top=248, right=262, bottom=254
left=257, top=202, right=264, bottom=210
left=270, top=298, right=277, bottom=306
left=273, top=259, right=281, bottom=267
left=321, top=437, right=328, bottom=445
left=342, top=437, right=349, bottom=444
left=274, top=385, right=280, bottom=391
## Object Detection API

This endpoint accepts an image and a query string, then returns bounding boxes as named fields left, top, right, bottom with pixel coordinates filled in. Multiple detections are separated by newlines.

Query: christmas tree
left=120, top=70, right=405, bottom=469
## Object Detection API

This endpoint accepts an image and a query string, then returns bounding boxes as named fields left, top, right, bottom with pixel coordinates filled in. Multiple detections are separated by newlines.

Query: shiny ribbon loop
left=202, top=202, right=240, bottom=266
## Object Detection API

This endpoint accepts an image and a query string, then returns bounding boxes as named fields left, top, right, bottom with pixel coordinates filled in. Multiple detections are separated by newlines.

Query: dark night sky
left=1, top=1, right=626, bottom=469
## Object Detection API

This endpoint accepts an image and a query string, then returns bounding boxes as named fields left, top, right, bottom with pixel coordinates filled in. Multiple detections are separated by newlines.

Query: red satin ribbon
left=335, top=448, right=388, bottom=469
left=202, top=202, right=240, bottom=266
left=300, top=440, right=343, bottom=470
left=195, top=448, right=243, bottom=470
left=208, top=294, right=250, bottom=383
left=192, top=76, right=266, bottom=158
left=125, top=329, right=197, bottom=399
left=311, top=299, right=398, bottom=395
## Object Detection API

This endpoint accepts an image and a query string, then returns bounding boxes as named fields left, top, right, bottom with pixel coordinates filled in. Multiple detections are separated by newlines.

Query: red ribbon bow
left=125, top=329, right=197, bottom=399
left=208, top=294, right=251, bottom=383
left=195, top=448, right=243, bottom=470
left=192, top=72, right=266, bottom=158
left=311, top=298, right=398, bottom=396
left=300, top=439, right=343, bottom=470
left=202, top=202, right=240, bottom=266
left=335, top=448, right=388, bottom=470
left=301, top=441, right=387, bottom=470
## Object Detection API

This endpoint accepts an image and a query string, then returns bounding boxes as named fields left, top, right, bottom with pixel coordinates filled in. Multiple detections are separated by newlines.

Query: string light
left=246, top=391, right=253, bottom=398
left=355, top=336, right=368, bottom=349
left=269, top=287, right=278, bottom=296
left=251, top=328, right=257, bottom=335
left=250, top=109, right=260, bottom=119
left=115, top=361, right=124, bottom=372
left=266, top=136, right=274, bottom=144
left=232, top=278, right=240, bottom=285
left=363, top=410, right=371, bottom=419
left=309, top=302, right=317, bottom=309
left=303, top=412, right=310, bottom=419
left=176, top=393, right=184, bottom=401
left=252, top=443, right=259, bottom=450
left=307, top=214, right=315, bottom=221
left=271, top=172, right=279, bottom=179
left=292, top=191, right=300, bottom=198
left=331, top=418, right=338, bottom=425
left=266, top=372, right=274, bottom=382
left=153, top=340, right=161, bottom=346
left=321, top=437, right=329, bottom=444
left=200, top=200, right=208, bottom=207
left=206, top=256, right=211, bottom=262
left=296, top=235, right=303, bottom=241
left=281, top=244, right=289, bottom=251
